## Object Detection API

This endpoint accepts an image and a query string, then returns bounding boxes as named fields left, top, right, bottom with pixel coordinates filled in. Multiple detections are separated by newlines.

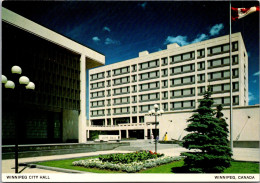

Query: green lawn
left=36, top=157, right=259, bottom=174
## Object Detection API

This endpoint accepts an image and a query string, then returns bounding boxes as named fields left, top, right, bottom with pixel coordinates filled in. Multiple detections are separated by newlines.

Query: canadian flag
left=231, top=6, right=259, bottom=21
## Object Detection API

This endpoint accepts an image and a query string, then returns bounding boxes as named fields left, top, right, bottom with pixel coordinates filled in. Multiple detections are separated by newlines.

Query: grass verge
left=35, top=157, right=259, bottom=173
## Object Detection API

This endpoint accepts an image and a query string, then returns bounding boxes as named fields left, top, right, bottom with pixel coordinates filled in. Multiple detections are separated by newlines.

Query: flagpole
left=229, top=1, right=233, bottom=154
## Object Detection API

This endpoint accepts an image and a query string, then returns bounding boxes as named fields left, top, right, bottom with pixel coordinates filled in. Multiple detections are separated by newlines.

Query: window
left=162, top=103, right=168, bottom=111
left=139, top=104, right=158, bottom=113
left=232, top=41, right=238, bottom=51
left=113, top=76, right=130, bottom=85
left=132, top=64, right=137, bottom=72
left=132, top=96, right=137, bottom=103
left=197, top=61, right=205, bottom=70
left=107, top=99, right=111, bottom=106
left=91, top=90, right=105, bottom=98
left=208, top=70, right=230, bottom=81
left=91, top=100, right=105, bottom=107
left=91, top=81, right=104, bottom=89
left=197, top=74, right=205, bottom=83
left=107, top=90, right=111, bottom=96
left=107, top=71, right=111, bottom=77
left=197, top=49, right=205, bottom=58
left=232, top=69, right=239, bottom=78
left=107, top=80, right=111, bottom=87
left=113, top=97, right=130, bottom=105
left=91, top=72, right=105, bottom=81
left=170, top=64, right=195, bottom=75
left=171, top=100, right=195, bottom=110
left=208, top=56, right=238, bottom=69
left=161, top=57, right=168, bottom=66
left=132, top=75, right=137, bottom=82
left=113, top=86, right=130, bottom=95
left=207, top=41, right=238, bottom=56
left=198, top=86, right=205, bottom=95
left=91, top=109, right=104, bottom=116
left=171, top=88, right=195, bottom=98
left=173, top=67, right=181, bottom=74
left=113, top=66, right=130, bottom=76
left=139, top=81, right=160, bottom=91
left=162, top=80, right=168, bottom=88
left=162, top=91, right=168, bottom=99
left=170, top=51, right=195, bottom=63
left=113, top=107, right=130, bottom=115
left=171, top=76, right=195, bottom=86
left=140, top=93, right=160, bottom=102
left=139, top=70, right=159, bottom=81
left=162, top=69, right=168, bottom=77
left=233, top=82, right=239, bottom=91
left=107, top=109, right=111, bottom=115
left=139, top=60, right=159, bottom=70
left=132, top=106, right=137, bottom=113
left=132, top=85, right=137, bottom=93
left=232, top=55, right=239, bottom=64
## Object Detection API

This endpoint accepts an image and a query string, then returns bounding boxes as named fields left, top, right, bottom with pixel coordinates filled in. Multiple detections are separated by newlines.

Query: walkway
left=2, top=140, right=259, bottom=174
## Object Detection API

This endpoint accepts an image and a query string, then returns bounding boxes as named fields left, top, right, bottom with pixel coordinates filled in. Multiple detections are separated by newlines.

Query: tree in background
left=181, top=90, right=232, bottom=173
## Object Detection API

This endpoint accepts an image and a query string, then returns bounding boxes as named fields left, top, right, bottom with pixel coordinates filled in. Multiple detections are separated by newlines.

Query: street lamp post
left=2, top=66, right=35, bottom=173
left=148, top=104, right=164, bottom=153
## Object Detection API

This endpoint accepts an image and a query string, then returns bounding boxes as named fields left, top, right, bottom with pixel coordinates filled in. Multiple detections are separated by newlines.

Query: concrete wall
left=62, top=110, right=79, bottom=142
left=145, top=105, right=260, bottom=143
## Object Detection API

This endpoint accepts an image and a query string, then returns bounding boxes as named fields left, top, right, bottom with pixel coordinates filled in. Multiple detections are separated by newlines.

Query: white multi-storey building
left=88, top=32, right=249, bottom=141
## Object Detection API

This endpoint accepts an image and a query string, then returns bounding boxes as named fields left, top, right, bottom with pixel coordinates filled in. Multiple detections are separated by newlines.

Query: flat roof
left=2, top=7, right=105, bottom=65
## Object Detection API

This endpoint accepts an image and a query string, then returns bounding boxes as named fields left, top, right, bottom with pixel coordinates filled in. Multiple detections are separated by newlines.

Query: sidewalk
left=2, top=141, right=259, bottom=174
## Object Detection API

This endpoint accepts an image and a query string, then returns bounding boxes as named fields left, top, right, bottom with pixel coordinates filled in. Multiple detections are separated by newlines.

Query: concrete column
left=111, top=118, right=114, bottom=126
left=79, top=54, right=87, bottom=143
left=130, top=116, right=133, bottom=124
left=105, top=118, right=108, bottom=126
left=126, top=130, right=129, bottom=138
left=119, top=130, right=121, bottom=138
left=144, top=128, right=148, bottom=140
left=137, top=116, right=140, bottom=123
left=87, top=130, right=90, bottom=138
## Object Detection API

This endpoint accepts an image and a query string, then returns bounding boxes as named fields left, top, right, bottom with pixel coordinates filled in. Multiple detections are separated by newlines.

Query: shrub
left=98, top=150, right=164, bottom=164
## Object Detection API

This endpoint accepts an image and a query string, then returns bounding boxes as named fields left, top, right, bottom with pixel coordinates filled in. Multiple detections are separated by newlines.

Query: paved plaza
left=2, top=140, right=259, bottom=174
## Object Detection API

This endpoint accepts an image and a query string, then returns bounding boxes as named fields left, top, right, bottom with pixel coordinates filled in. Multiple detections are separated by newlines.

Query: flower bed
left=72, top=151, right=182, bottom=173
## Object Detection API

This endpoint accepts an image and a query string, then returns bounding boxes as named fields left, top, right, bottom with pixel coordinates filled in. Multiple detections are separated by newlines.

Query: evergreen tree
left=181, top=90, right=232, bottom=173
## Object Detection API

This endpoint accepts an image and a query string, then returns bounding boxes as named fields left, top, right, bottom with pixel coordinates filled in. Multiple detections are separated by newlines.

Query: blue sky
left=3, top=1, right=259, bottom=108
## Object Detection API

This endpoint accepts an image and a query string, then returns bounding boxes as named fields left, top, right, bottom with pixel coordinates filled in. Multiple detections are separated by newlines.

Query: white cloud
left=164, top=35, right=188, bottom=46
left=103, top=26, right=111, bottom=32
left=209, top=23, right=224, bottom=36
left=191, top=34, right=209, bottom=44
left=248, top=92, right=256, bottom=102
left=92, top=36, right=100, bottom=42
left=105, top=38, right=120, bottom=45
left=164, top=23, right=224, bottom=46
left=253, top=71, right=260, bottom=76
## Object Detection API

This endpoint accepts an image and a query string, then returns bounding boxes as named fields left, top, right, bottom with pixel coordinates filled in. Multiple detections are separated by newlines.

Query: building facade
left=2, top=7, right=105, bottom=144
left=88, top=32, right=250, bottom=140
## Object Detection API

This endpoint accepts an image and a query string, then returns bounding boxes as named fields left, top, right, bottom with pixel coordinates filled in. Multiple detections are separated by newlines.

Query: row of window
left=90, top=96, right=239, bottom=116
left=90, top=73, right=240, bottom=98
left=91, top=82, right=239, bottom=106
left=90, top=57, right=239, bottom=89
left=90, top=41, right=239, bottom=81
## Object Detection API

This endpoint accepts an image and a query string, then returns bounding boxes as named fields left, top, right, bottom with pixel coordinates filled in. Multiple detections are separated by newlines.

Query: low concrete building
left=146, top=105, right=259, bottom=147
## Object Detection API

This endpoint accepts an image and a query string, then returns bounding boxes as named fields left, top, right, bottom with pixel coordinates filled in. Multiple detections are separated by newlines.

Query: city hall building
left=2, top=7, right=104, bottom=144
left=88, top=32, right=259, bottom=146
